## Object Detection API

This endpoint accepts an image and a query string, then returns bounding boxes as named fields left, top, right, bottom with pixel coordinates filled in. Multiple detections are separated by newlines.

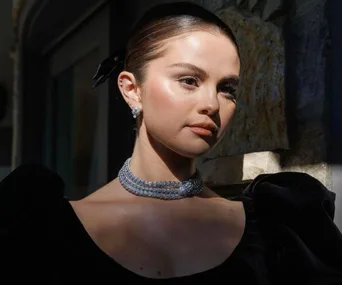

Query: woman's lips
left=189, top=126, right=213, bottom=136
left=188, top=121, right=218, bottom=137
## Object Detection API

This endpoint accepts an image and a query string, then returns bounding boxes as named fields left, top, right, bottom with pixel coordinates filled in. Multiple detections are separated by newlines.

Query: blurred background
left=0, top=0, right=341, bottom=229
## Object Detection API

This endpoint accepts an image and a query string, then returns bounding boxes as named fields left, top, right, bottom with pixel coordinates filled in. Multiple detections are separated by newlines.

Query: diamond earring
left=131, top=106, right=141, bottom=118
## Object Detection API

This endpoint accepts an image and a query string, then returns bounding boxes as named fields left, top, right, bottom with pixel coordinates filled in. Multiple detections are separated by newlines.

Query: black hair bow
left=92, top=50, right=125, bottom=88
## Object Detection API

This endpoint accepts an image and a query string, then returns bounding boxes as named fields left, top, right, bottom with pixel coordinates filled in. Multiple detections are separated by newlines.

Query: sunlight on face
left=140, top=30, right=240, bottom=158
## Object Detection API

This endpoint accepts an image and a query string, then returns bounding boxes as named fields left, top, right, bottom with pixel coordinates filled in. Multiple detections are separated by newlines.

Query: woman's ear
left=117, top=71, right=142, bottom=109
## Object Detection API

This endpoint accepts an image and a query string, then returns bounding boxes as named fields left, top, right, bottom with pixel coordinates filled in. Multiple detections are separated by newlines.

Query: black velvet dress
left=1, top=165, right=342, bottom=284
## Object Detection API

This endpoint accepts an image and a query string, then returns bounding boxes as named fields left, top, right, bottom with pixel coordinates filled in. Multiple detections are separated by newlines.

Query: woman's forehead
left=152, top=31, right=240, bottom=75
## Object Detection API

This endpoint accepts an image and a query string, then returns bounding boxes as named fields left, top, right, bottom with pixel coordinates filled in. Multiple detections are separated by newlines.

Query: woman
left=1, top=2, right=342, bottom=284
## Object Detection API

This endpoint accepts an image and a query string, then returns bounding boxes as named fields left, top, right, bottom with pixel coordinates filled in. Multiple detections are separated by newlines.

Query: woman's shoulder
left=0, top=163, right=65, bottom=202
left=241, top=171, right=336, bottom=220
left=240, top=171, right=342, bottom=283
left=0, top=164, right=65, bottom=232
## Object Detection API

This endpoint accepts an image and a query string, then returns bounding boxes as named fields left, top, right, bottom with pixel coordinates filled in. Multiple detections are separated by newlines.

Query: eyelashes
left=177, top=76, right=238, bottom=100
left=218, top=82, right=237, bottom=100
left=178, top=76, right=200, bottom=87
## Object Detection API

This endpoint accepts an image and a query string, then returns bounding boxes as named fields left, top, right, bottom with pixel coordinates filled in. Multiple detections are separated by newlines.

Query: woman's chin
left=175, top=144, right=214, bottom=159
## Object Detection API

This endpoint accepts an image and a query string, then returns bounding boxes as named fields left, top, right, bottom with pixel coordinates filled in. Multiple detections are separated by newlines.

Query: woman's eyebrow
left=167, top=62, right=208, bottom=78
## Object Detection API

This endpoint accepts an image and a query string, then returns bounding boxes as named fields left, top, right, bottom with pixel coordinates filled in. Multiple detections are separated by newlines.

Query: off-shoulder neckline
left=62, top=197, right=252, bottom=279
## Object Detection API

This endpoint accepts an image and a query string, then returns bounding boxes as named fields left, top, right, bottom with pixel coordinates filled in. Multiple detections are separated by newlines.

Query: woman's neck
left=129, top=133, right=196, bottom=183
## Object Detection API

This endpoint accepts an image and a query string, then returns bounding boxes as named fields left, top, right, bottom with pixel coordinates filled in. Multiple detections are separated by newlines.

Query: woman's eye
left=179, top=77, right=199, bottom=87
left=219, top=84, right=237, bottom=100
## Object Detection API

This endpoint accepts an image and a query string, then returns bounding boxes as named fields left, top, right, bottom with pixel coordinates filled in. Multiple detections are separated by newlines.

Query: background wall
left=0, top=0, right=14, bottom=179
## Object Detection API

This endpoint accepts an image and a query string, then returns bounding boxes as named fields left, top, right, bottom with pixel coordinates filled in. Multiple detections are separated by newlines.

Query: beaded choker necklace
left=118, top=158, right=204, bottom=200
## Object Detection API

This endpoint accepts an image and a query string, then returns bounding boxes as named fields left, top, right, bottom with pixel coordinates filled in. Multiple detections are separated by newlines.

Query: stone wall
left=196, top=0, right=331, bottom=189
left=278, top=0, right=330, bottom=186
left=200, top=3, right=288, bottom=156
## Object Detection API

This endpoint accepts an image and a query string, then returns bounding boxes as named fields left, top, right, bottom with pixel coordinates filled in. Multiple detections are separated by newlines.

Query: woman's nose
left=197, top=88, right=219, bottom=116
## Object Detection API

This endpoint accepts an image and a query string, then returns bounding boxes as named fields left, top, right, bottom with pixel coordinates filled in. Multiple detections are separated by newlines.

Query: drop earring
left=131, top=106, right=141, bottom=118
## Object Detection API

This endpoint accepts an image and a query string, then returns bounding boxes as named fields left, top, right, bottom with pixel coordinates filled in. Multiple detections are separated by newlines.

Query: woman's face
left=133, top=30, right=240, bottom=158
